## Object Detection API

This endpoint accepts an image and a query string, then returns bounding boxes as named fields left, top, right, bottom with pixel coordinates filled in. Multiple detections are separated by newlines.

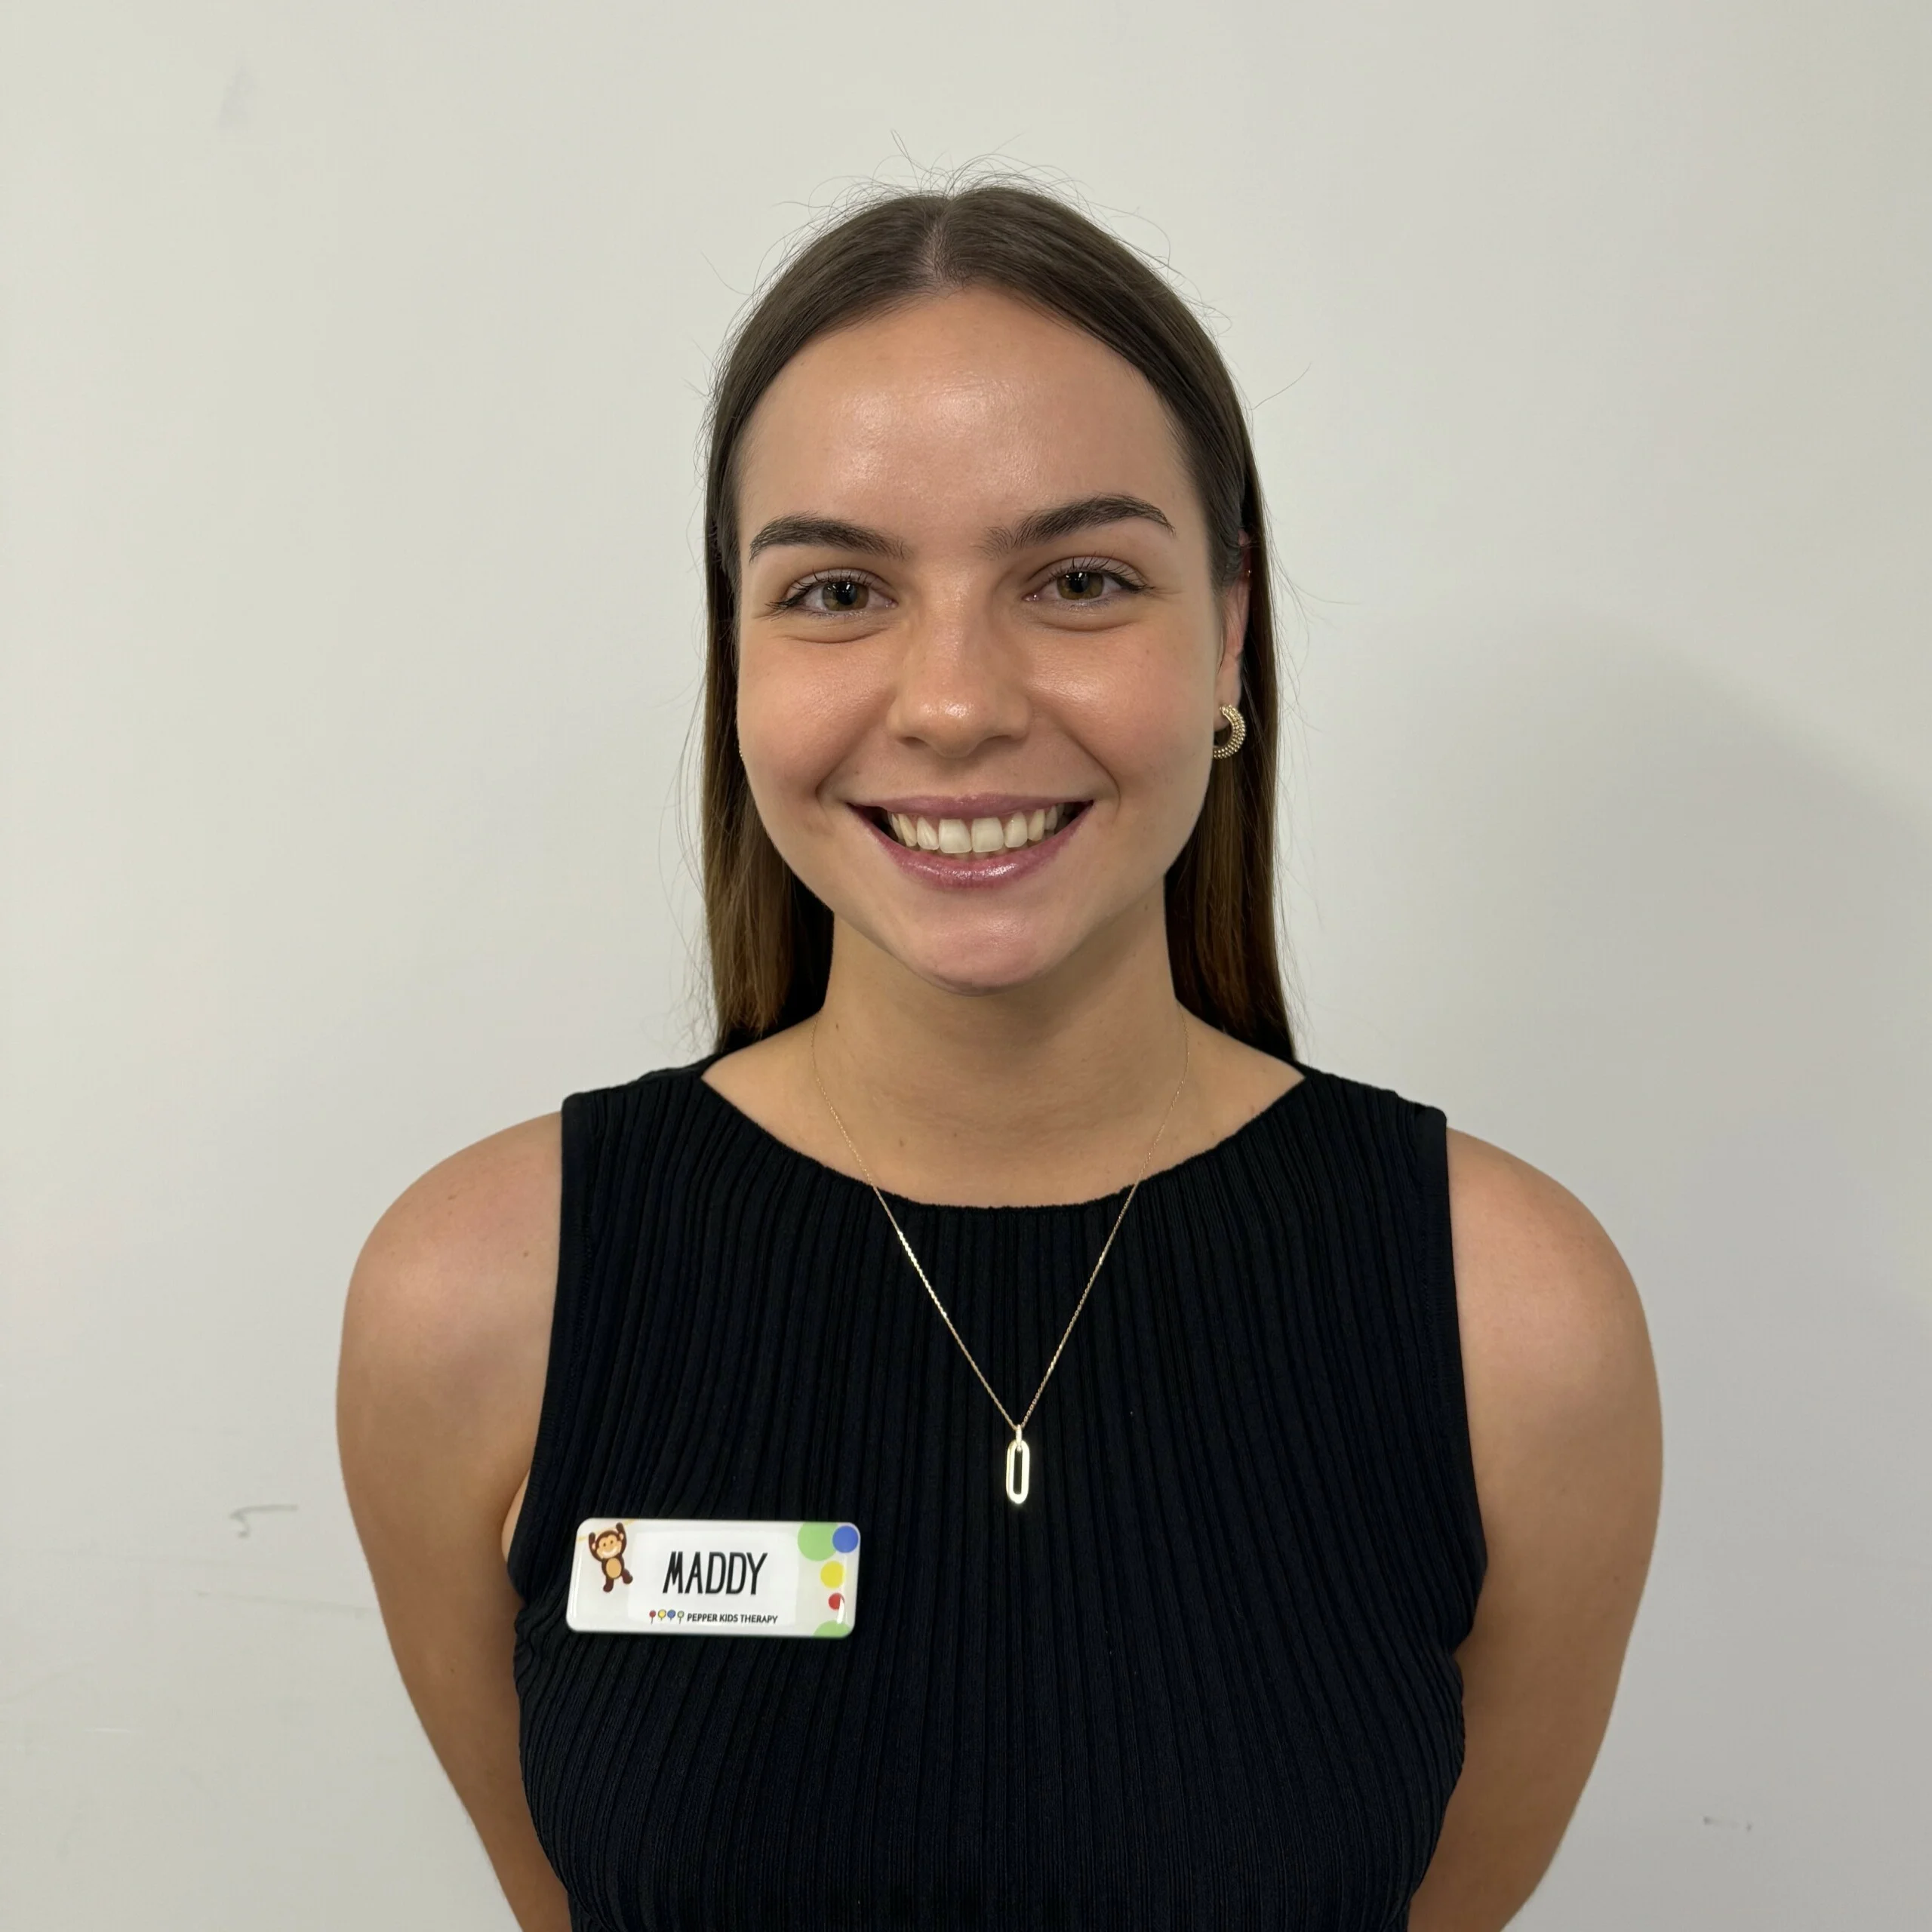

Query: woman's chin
left=866, top=924, right=1084, bottom=1002
left=818, top=866, right=1166, bottom=1004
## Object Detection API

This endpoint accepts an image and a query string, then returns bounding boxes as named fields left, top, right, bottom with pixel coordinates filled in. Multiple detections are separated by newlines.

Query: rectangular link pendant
left=1004, top=1431, right=1030, bottom=1505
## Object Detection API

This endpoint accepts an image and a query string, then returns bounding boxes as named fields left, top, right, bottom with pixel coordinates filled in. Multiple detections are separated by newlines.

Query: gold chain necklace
left=809, top=1017, right=1191, bottom=1506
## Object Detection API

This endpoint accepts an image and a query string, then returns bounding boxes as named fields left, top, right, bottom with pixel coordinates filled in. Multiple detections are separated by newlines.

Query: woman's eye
left=783, top=574, right=879, bottom=614
left=1035, top=563, right=1142, bottom=605
left=815, top=577, right=871, bottom=611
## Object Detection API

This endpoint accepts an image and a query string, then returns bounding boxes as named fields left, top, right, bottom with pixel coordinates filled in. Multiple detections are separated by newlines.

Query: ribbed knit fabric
left=509, top=1058, right=1486, bottom=1931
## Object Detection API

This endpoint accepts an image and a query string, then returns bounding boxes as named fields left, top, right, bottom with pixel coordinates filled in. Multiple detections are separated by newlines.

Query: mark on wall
left=228, top=1503, right=297, bottom=1539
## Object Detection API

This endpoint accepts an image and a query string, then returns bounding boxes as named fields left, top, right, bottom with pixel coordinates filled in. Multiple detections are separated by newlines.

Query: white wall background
left=3, top=2, right=1927, bottom=1924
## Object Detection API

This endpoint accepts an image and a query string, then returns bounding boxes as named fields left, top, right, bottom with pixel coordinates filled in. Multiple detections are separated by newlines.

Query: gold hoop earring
left=1211, top=703, right=1247, bottom=760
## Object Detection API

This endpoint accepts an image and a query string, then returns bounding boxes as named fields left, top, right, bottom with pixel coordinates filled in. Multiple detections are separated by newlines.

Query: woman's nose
left=884, top=597, right=1030, bottom=758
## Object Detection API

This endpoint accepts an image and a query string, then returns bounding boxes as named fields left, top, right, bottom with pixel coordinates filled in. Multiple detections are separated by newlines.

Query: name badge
left=568, top=1518, right=860, bottom=1637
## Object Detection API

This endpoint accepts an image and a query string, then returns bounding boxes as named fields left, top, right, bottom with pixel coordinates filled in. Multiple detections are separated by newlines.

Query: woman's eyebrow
left=745, top=494, right=1175, bottom=566
left=746, top=515, right=910, bottom=561
left=985, top=494, right=1175, bottom=553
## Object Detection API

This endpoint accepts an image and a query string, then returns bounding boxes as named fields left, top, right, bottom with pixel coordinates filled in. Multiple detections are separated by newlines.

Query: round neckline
left=681, top=1054, right=1323, bottom=1217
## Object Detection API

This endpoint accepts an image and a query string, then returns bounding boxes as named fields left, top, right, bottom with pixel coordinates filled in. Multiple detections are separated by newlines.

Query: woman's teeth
left=884, top=805, right=1067, bottom=854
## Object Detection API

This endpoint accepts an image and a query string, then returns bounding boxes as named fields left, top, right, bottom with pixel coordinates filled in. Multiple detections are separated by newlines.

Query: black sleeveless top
left=509, top=1059, right=1486, bottom=1931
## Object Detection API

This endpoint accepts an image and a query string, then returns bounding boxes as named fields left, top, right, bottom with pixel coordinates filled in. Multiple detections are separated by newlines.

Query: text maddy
left=661, top=1549, right=770, bottom=1597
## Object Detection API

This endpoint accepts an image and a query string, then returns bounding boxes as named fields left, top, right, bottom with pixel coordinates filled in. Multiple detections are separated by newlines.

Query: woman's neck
left=702, top=889, right=1300, bottom=1208
left=811, top=903, right=1193, bottom=1203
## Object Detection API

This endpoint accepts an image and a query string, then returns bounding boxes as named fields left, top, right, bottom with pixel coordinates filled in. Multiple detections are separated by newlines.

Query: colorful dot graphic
left=797, top=1524, right=858, bottom=1635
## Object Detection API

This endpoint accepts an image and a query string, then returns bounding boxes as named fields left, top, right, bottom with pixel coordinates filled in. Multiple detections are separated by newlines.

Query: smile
left=860, top=800, right=1091, bottom=859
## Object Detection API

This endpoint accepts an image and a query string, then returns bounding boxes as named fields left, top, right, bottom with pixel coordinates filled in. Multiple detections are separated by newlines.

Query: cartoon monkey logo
left=587, top=1523, right=632, bottom=1592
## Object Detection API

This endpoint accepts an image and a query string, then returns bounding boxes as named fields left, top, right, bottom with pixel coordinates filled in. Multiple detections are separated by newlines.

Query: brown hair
left=700, top=183, right=1294, bottom=1060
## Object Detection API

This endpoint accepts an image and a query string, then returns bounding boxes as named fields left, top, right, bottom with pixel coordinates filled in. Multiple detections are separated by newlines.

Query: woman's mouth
left=860, top=800, right=1091, bottom=858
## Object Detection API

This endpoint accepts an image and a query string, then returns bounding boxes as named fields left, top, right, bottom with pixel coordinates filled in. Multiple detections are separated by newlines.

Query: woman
left=339, top=184, right=1662, bottom=1930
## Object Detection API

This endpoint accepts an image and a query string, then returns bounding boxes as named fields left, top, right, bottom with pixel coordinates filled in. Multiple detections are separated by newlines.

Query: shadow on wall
left=1291, top=622, right=1932, bottom=1930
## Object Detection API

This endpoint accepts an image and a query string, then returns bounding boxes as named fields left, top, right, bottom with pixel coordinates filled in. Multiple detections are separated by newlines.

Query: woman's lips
left=873, top=801, right=1083, bottom=856
left=852, top=800, right=1089, bottom=886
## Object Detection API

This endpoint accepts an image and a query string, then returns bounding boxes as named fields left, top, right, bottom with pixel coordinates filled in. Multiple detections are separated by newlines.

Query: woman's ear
left=1216, top=535, right=1252, bottom=708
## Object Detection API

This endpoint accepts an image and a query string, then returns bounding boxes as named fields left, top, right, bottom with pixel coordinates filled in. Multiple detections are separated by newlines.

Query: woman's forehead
left=735, top=289, right=1197, bottom=544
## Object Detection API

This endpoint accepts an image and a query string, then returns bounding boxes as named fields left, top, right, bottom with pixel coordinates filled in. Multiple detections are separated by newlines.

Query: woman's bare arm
left=1408, top=1130, right=1664, bottom=1931
left=337, top=1115, right=568, bottom=1932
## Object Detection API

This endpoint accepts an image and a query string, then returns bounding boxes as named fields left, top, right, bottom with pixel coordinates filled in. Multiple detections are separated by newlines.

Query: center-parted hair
left=700, top=183, right=1293, bottom=1059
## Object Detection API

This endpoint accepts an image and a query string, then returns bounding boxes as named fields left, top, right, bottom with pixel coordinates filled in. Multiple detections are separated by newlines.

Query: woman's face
left=734, top=287, right=1246, bottom=1000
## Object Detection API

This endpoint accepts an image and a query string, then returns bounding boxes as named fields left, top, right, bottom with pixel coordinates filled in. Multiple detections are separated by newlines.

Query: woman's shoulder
left=1281, top=1057, right=1644, bottom=1356
left=345, top=1113, right=563, bottom=1374
left=337, top=1060, right=710, bottom=1393
left=1281, top=1058, right=1659, bottom=1557
left=1441, top=1127, right=1654, bottom=1426
left=337, top=1113, right=565, bottom=1550
left=1439, top=1125, right=1661, bottom=1633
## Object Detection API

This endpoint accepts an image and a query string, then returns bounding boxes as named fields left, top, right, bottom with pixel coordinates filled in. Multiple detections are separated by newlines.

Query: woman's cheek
left=1071, top=685, right=1209, bottom=835
left=1049, top=626, right=1214, bottom=791
left=737, top=666, right=860, bottom=851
